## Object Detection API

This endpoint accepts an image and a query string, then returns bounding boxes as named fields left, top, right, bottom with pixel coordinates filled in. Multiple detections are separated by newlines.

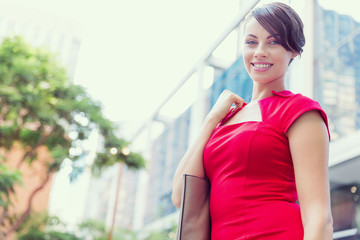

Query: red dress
left=203, top=90, right=330, bottom=240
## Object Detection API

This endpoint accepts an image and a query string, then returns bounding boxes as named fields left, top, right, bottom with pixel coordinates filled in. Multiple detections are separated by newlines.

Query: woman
left=172, top=2, right=333, bottom=240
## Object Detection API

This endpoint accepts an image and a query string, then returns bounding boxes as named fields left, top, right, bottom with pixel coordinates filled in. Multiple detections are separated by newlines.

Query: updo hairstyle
left=247, top=2, right=305, bottom=63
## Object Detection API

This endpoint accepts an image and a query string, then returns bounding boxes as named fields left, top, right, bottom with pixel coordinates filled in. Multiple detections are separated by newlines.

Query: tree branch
left=5, top=172, right=51, bottom=236
left=0, top=104, right=11, bottom=123
left=0, top=209, right=8, bottom=230
left=16, top=132, right=52, bottom=169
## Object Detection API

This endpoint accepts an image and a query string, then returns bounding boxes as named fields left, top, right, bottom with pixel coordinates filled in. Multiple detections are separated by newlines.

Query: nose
left=254, top=43, right=268, bottom=59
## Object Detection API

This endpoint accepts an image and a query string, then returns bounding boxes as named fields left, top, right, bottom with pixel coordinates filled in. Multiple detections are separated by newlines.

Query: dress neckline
left=217, top=90, right=294, bottom=128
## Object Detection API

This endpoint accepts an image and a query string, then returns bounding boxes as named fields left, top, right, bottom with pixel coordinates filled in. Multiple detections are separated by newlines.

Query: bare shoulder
left=286, top=110, right=327, bottom=139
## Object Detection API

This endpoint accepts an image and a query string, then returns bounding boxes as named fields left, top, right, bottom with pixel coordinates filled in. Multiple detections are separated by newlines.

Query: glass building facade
left=314, top=1, right=360, bottom=238
left=144, top=108, right=191, bottom=224
left=314, top=3, right=360, bottom=140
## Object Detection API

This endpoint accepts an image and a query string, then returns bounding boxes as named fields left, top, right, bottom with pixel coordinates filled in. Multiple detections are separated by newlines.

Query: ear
left=291, top=52, right=299, bottom=59
left=288, top=52, right=299, bottom=66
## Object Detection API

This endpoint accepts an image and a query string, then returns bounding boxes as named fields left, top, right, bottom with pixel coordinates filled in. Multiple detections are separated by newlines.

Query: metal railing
left=333, top=228, right=359, bottom=239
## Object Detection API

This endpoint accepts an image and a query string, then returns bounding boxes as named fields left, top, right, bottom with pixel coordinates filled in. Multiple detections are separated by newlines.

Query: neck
left=251, top=82, right=285, bottom=102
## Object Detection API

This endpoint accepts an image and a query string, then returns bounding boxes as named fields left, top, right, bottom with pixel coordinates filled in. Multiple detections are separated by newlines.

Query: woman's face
left=243, top=17, right=297, bottom=85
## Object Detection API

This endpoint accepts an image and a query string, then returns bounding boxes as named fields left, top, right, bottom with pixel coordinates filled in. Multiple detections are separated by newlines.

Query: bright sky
left=74, top=0, right=241, bottom=124
left=0, top=0, right=241, bottom=134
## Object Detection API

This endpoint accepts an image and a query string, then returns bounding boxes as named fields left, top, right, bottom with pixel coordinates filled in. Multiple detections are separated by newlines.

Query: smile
left=251, top=63, right=273, bottom=72
left=252, top=63, right=273, bottom=68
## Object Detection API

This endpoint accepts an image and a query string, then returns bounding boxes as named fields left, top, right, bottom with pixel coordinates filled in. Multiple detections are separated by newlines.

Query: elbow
left=172, top=176, right=183, bottom=208
left=322, top=211, right=334, bottom=237
left=171, top=191, right=181, bottom=208
left=303, top=212, right=334, bottom=239
left=319, top=215, right=334, bottom=240
left=325, top=214, right=334, bottom=237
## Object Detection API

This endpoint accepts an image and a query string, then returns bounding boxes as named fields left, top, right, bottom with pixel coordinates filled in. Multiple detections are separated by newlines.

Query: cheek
left=242, top=53, right=251, bottom=72
left=242, top=49, right=252, bottom=65
left=278, top=51, right=293, bottom=66
left=280, top=56, right=291, bottom=68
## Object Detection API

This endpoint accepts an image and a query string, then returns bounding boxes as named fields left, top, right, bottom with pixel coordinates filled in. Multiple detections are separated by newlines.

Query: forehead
left=244, top=16, right=272, bottom=37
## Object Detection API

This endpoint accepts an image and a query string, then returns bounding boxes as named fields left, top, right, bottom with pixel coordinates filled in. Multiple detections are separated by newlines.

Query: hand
left=207, top=90, right=244, bottom=123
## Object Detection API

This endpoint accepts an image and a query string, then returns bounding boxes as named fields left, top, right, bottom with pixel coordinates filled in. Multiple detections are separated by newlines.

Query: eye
left=245, top=40, right=257, bottom=45
left=269, top=40, right=280, bottom=45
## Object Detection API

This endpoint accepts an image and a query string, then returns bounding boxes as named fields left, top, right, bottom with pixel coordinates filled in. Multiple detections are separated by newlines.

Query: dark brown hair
left=248, top=2, right=305, bottom=57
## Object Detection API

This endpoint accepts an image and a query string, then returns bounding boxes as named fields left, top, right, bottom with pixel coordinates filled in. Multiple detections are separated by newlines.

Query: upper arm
left=286, top=110, right=332, bottom=226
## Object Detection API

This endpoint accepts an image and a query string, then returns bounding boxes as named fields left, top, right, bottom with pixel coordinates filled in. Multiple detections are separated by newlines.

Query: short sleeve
left=282, top=95, right=330, bottom=141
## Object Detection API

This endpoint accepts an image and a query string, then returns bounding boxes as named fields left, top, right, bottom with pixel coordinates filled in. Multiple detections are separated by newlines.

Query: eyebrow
left=246, top=34, right=278, bottom=39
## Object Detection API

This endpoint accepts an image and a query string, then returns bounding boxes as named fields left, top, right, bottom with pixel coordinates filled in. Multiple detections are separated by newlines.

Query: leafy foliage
left=17, top=212, right=79, bottom=240
left=0, top=36, right=145, bottom=171
left=18, top=230, right=80, bottom=240
left=78, top=219, right=107, bottom=240
left=0, top=36, right=145, bottom=235
left=18, top=212, right=178, bottom=240
left=0, top=164, right=22, bottom=210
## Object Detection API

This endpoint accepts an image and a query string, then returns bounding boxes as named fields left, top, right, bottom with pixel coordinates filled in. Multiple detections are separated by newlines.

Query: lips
left=251, top=62, right=273, bottom=71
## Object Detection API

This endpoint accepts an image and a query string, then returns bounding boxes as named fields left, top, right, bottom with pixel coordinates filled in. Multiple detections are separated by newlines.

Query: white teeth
left=253, top=64, right=271, bottom=68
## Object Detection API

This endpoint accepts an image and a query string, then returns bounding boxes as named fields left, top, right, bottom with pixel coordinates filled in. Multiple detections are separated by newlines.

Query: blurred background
left=0, top=0, right=359, bottom=239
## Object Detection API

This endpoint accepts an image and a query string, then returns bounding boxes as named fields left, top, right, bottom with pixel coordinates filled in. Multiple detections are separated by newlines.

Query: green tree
left=144, top=224, right=177, bottom=240
left=78, top=219, right=106, bottom=240
left=0, top=36, right=145, bottom=238
left=18, top=214, right=177, bottom=240
left=17, top=212, right=79, bottom=240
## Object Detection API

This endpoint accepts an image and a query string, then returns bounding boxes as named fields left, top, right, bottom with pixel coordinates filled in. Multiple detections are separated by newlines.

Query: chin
left=251, top=75, right=272, bottom=82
